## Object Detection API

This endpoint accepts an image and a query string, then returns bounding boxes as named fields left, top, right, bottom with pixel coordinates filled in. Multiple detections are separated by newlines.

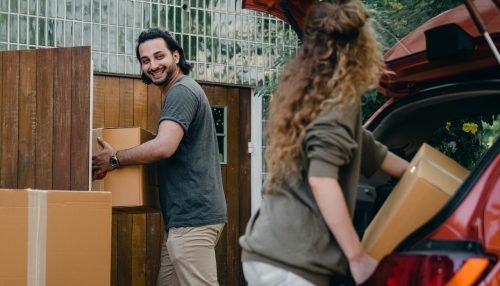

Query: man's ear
left=173, top=50, right=180, bottom=64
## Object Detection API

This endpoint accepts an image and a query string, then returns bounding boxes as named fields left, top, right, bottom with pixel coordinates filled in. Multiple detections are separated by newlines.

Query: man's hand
left=92, top=137, right=116, bottom=180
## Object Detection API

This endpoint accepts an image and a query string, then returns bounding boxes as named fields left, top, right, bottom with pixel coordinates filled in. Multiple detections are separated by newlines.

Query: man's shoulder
left=174, top=75, right=201, bottom=89
left=171, top=76, right=202, bottom=94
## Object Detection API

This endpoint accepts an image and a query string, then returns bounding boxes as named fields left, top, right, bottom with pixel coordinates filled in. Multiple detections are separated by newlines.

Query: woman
left=239, top=0, right=409, bottom=285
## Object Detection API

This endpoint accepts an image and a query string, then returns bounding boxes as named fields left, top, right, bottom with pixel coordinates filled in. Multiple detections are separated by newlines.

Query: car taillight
left=367, top=254, right=492, bottom=286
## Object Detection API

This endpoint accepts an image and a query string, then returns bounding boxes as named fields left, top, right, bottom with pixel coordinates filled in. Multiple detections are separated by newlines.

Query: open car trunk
left=361, top=81, right=500, bottom=285
left=354, top=79, right=500, bottom=254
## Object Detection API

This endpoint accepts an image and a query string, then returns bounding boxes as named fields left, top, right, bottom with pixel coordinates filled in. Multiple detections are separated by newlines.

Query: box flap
left=413, top=158, right=464, bottom=196
left=411, top=143, right=469, bottom=180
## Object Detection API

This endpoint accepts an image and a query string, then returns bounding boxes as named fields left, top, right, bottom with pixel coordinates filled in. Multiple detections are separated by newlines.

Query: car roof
left=241, top=0, right=310, bottom=37
left=385, top=0, right=500, bottom=62
left=242, top=0, right=500, bottom=97
left=380, top=0, right=500, bottom=97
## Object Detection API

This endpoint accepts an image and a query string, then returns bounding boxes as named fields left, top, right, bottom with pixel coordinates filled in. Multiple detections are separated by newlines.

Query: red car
left=243, top=0, right=500, bottom=285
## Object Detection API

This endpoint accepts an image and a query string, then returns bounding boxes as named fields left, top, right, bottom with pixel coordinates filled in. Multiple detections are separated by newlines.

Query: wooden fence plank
left=147, top=85, right=161, bottom=134
left=131, top=213, right=147, bottom=286
left=53, top=48, right=72, bottom=190
left=18, top=50, right=37, bottom=188
left=238, top=88, right=252, bottom=286
left=150, top=84, right=161, bottom=130
left=111, top=210, right=120, bottom=286
left=104, top=76, right=120, bottom=128
left=0, top=52, right=2, bottom=183
left=0, top=51, right=20, bottom=188
left=70, top=46, right=91, bottom=190
left=117, top=212, right=133, bottom=286
left=35, top=48, right=54, bottom=189
left=119, top=78, right=134, bottom=127
left=93, top=75, right=106, bottom=128
left=133, top=79, right=148, bottom=130
left=146, top=210, right=163, bottom=286
left=226, top=86, right=240, bottom=286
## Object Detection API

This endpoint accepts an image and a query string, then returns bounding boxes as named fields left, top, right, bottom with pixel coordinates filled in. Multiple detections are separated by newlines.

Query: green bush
left=429, top=116, right=499, bottom=169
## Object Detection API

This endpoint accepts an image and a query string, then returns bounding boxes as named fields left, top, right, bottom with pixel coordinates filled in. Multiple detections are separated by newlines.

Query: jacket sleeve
left=360, top=128, right=388, bottom=177
left=303, top=106, right=358, bottom=179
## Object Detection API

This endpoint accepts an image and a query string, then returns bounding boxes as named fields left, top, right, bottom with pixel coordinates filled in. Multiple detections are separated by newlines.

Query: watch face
left=110, top=155, right=119, bottom=168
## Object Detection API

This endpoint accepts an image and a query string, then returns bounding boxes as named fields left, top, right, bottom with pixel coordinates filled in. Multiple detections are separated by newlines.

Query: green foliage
left=361, top=90, right=387, bottom=122
left=365, top=0, right=463, bottom=49
left=428, top=115, right=499, bottom=169
left=483, top=115, right=500, bottom=147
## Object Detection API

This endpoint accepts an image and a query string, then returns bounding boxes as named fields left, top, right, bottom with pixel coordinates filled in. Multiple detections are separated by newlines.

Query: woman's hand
left=348, top=252, right=378, bottom=285
left=309, top=176, right=379, bottom=284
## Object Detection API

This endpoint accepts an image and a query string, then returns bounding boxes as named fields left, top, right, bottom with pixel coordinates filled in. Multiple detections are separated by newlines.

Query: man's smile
left=149, top=67, right=166, bottom=80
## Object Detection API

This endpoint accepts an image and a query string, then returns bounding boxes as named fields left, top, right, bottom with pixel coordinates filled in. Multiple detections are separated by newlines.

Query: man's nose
left=150, top=59, right=159, bottom=70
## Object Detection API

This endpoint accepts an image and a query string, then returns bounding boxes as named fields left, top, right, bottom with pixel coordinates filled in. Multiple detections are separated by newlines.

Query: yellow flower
left=385, top=0, right=403, bottom=9
left=445, top=121, right=451, bottom=131
left=462, top=122, right=478, bottom=134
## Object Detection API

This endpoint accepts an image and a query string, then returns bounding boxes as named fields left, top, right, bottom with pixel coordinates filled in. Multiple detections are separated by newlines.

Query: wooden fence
left=0, top=47, right=91, bottom=190
left=0, top=46, right=250, bottom=286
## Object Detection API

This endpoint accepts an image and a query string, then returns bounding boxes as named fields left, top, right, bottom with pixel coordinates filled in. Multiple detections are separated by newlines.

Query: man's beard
left=150, top=64, right=177, bottom=86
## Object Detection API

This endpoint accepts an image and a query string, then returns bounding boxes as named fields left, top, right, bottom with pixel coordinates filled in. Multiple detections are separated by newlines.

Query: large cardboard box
left=0, top=189, right=112, bottom=286
left=92, top=127, right=158, bottom=207
left=362, top=144, right=469, bottom=260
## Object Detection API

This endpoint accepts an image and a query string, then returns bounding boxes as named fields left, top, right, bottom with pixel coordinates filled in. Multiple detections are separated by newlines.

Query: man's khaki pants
left=156, top=223, right=224, bottom=286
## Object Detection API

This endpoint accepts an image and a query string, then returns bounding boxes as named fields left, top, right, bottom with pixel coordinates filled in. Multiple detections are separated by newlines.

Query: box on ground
left=92, top=127, right=159, bottom=207
left=0, top=189, right=112, bottom=286
left=361, top=143, right=469, bottom=260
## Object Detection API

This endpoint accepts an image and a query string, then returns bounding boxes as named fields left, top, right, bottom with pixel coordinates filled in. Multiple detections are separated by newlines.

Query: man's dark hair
left=135, top=28, right=192, bottom=84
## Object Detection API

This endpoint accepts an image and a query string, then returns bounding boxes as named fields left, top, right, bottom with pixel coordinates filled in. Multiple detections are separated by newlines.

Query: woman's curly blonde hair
left=264, top=0, right=386, bottom=192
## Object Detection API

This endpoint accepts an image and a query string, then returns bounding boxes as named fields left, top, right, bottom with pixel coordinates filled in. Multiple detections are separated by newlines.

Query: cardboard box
left=0, top=189, right=112, bottom=286
left=361, top=144, right=469, bottom=260
left=92, top=127, right=158, bottom=207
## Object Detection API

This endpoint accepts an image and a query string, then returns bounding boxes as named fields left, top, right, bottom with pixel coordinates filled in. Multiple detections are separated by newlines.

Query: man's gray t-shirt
left=157, top=76, right=227, bottom=229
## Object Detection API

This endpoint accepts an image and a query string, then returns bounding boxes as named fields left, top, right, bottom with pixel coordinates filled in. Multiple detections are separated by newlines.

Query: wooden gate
left=93, top=74, right=251, bottom=286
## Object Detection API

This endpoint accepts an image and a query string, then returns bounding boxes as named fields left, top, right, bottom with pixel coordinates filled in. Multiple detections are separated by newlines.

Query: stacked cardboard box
left=362, top=143, right=469, bottom=260
left=0, top=189, right=112, bottom=286
left=92, top=127, right=159, bottom=208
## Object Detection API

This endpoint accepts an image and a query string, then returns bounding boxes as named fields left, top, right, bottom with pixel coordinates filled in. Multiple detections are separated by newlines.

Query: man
left=92, top=28, right=227, bottom=286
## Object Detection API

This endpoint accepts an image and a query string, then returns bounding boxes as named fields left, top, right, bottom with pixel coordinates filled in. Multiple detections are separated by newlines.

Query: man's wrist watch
left=109, top=152, right=121, bottom=169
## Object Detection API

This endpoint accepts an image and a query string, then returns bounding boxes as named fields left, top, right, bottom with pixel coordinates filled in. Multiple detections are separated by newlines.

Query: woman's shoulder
left=312, top=102, right=360, bottom=126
